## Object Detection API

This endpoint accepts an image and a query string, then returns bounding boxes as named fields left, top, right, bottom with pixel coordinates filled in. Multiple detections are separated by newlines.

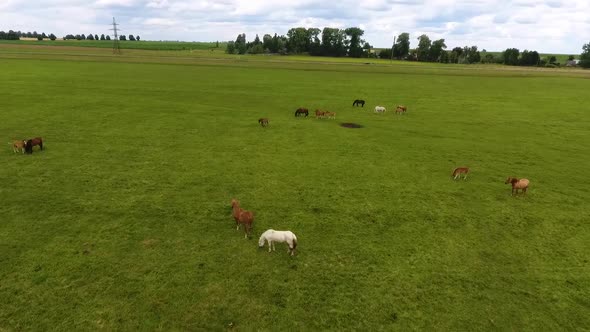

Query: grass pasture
left=1, top=47, right=590, bottom=330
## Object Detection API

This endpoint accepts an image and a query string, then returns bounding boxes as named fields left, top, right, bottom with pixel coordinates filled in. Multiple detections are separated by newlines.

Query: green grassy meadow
left=1, top=47, right=589, bottom=330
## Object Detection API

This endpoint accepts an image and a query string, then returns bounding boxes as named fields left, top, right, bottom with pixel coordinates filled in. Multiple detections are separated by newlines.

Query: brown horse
left=258, top=118, right=269, bottom=127
left=11, top=140, right=26, bottom=153
left=452, top=167, right=469, bottom=180
left=231, top=199, right=254, bottom=238
left=395, top=105, right=407, bottom=114
left=315, top=109, right=325, bottom=119
left=324, top=111, right=336, bottom=119
left=505, top=177, right=530, bottom=196
left=25, top=137, right=43, bottom=152
left=295, top=108, right=309, bottom=117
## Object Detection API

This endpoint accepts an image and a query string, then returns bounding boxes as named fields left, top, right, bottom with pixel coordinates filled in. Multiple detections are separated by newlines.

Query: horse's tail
left=291, top=233, right=297, bottom=250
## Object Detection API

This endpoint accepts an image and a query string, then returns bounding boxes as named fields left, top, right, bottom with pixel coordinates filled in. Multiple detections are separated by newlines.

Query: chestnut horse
left=395, top=105, right=407, bottom=114
left=452, top=167, right=469, bottom=180
left=258, top=118, right=269, bottom=127
left=295, top=108, right=309, bottom=117
left=505, top=177, right=530, bottom=196
left=315, top=110, right=325, bottom=119
left=231, top=199, right=254, bottom=238
left=11, top=140, right=26, bottom=153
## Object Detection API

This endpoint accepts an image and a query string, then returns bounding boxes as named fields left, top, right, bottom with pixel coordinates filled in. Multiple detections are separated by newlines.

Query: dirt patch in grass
left=340, top=123, right=363, bottom=128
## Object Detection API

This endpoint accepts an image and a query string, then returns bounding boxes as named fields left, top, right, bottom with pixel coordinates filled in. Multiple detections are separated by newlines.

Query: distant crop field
left=1, top=45, right=589, bottom=331
left=0, top=39, right=225, bottom=51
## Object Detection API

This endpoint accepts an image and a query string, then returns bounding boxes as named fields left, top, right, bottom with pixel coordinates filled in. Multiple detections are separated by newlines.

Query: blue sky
left=1, top=0, right=589, bottom=54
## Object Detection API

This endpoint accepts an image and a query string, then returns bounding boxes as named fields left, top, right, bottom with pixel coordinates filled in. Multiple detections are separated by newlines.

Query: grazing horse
left=11, top=140, right=26, bottom=154
left=324, top=111, right=336, bottom=119
left=505, top=177, right=530, bottom=196
left=315, top=109, right=326, bottom=119
left=452, top=167, right=469, bottom=180
left=24, top=139, right=34, bottom=154
left=352, top=99, right=365, bottom=107
left=258, top=229, right=298, bottom=256
left=374, top=106, right=386, bottom=113
left=258, top=118, right=269, bottom=127
left=395, top=105, right=407, bottom=114
left=26, top=137, right=43, bottom=151
left=295, top=108, right=309, bottom=117
left=231, top=199, right=254, bottom=238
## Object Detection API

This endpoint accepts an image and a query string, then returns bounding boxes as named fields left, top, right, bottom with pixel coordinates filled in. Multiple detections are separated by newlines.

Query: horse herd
left=10, top=137, right=43, bottom=154
left=231, top=198, right=297, bottom=256
left=257, top=99, right=409, bottom=127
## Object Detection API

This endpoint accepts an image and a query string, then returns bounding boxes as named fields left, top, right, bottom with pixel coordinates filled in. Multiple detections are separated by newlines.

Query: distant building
left=566, top=59, right=581, bottom=66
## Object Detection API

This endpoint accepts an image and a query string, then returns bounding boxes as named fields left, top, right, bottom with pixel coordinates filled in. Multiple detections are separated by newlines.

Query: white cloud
left=0, top=0, right=588, bottom=53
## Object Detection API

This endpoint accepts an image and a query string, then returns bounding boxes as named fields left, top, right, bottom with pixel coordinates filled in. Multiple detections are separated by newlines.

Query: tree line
left=0, top=30, right=140, bottom=41
left=62, top=34, right=140, bottom=41
left=226, top=27, right=371, bottom=57
left=226, top=28, right=590, bottom=68
left=0, top=30, right=57, bottom=40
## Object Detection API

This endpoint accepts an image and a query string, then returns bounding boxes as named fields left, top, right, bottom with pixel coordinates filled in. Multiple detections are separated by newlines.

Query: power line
left=109, top=17, right=121, bottom=55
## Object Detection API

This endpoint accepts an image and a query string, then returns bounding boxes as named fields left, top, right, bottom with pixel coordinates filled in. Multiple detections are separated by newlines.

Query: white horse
left=258, top=229, right=298, bottom=256
left=374, top=106, right=386, bottom=113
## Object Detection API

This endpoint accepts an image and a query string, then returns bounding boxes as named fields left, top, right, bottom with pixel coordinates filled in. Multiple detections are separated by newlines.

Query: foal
left=505, top=177, right=530, bottom=196
left=11, top=140, right=26, bottom=153
left=258, top=118, right=269, bottom=127
left=231, top=199, right=254, bottom=238
left=452, top=167, right=469, bottom=180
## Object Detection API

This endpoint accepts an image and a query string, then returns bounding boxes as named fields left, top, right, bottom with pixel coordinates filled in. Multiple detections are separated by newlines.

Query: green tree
left=87, top=34, right=94, bottom=40
left=100, top=34, right=105, bottom=40
left=287, top=28, right=310, bottom=53
left=345, top=27, right=365, bottom=58
left=129, top=34, right=136, bottom=41
left=235, top=33, right=247, bottom=54
left=502, top=48, right=520, bottom=65
left=416, top=34, right=431, bottom=61
left=262, top=34, right=272, bottom=52
left=439, top=50, right=450, bottom=63
left=136, top=36, right=140, bottom=41
left=225, top=41, right=236, bottom=54
left=392, top=32, right=410, bottom=59
left=94, top=34, right=99, bottom=40
left=106, top=35, right=111, bottom=40
left=580, top=42, right=590, bottom=68
left=449, top=47, right=463, bottom=63
left=308, top=28, right=322, bottom=55
left=429, top=39, right=446, bottom=62
left=49, top=33, right=56, bottom=41
left=568, top=55, right=575, bottom=61
left=119, top=35, right=126, bottom=41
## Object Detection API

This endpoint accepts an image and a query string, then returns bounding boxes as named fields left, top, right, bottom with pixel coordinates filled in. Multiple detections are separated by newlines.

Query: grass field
left=1, top=46, right=589, bottom=331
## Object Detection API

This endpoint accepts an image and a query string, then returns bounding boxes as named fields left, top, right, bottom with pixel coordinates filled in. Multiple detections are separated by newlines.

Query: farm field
left=1, top=46, right=589, bottom=330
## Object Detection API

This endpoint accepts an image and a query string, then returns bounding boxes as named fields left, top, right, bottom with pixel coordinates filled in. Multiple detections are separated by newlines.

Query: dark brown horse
left=231, top=199, right=254, bottom=238
left=24, top=137, right=43, bottom=154
left=295, top=108, right=309, bottom=117
left=258, top=118, right=269, bottom=127
left=352, top=99, right=365, bottom=107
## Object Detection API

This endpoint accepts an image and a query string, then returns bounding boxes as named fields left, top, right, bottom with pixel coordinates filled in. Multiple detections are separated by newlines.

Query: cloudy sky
left=1, top=0, right=589, bottom=53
